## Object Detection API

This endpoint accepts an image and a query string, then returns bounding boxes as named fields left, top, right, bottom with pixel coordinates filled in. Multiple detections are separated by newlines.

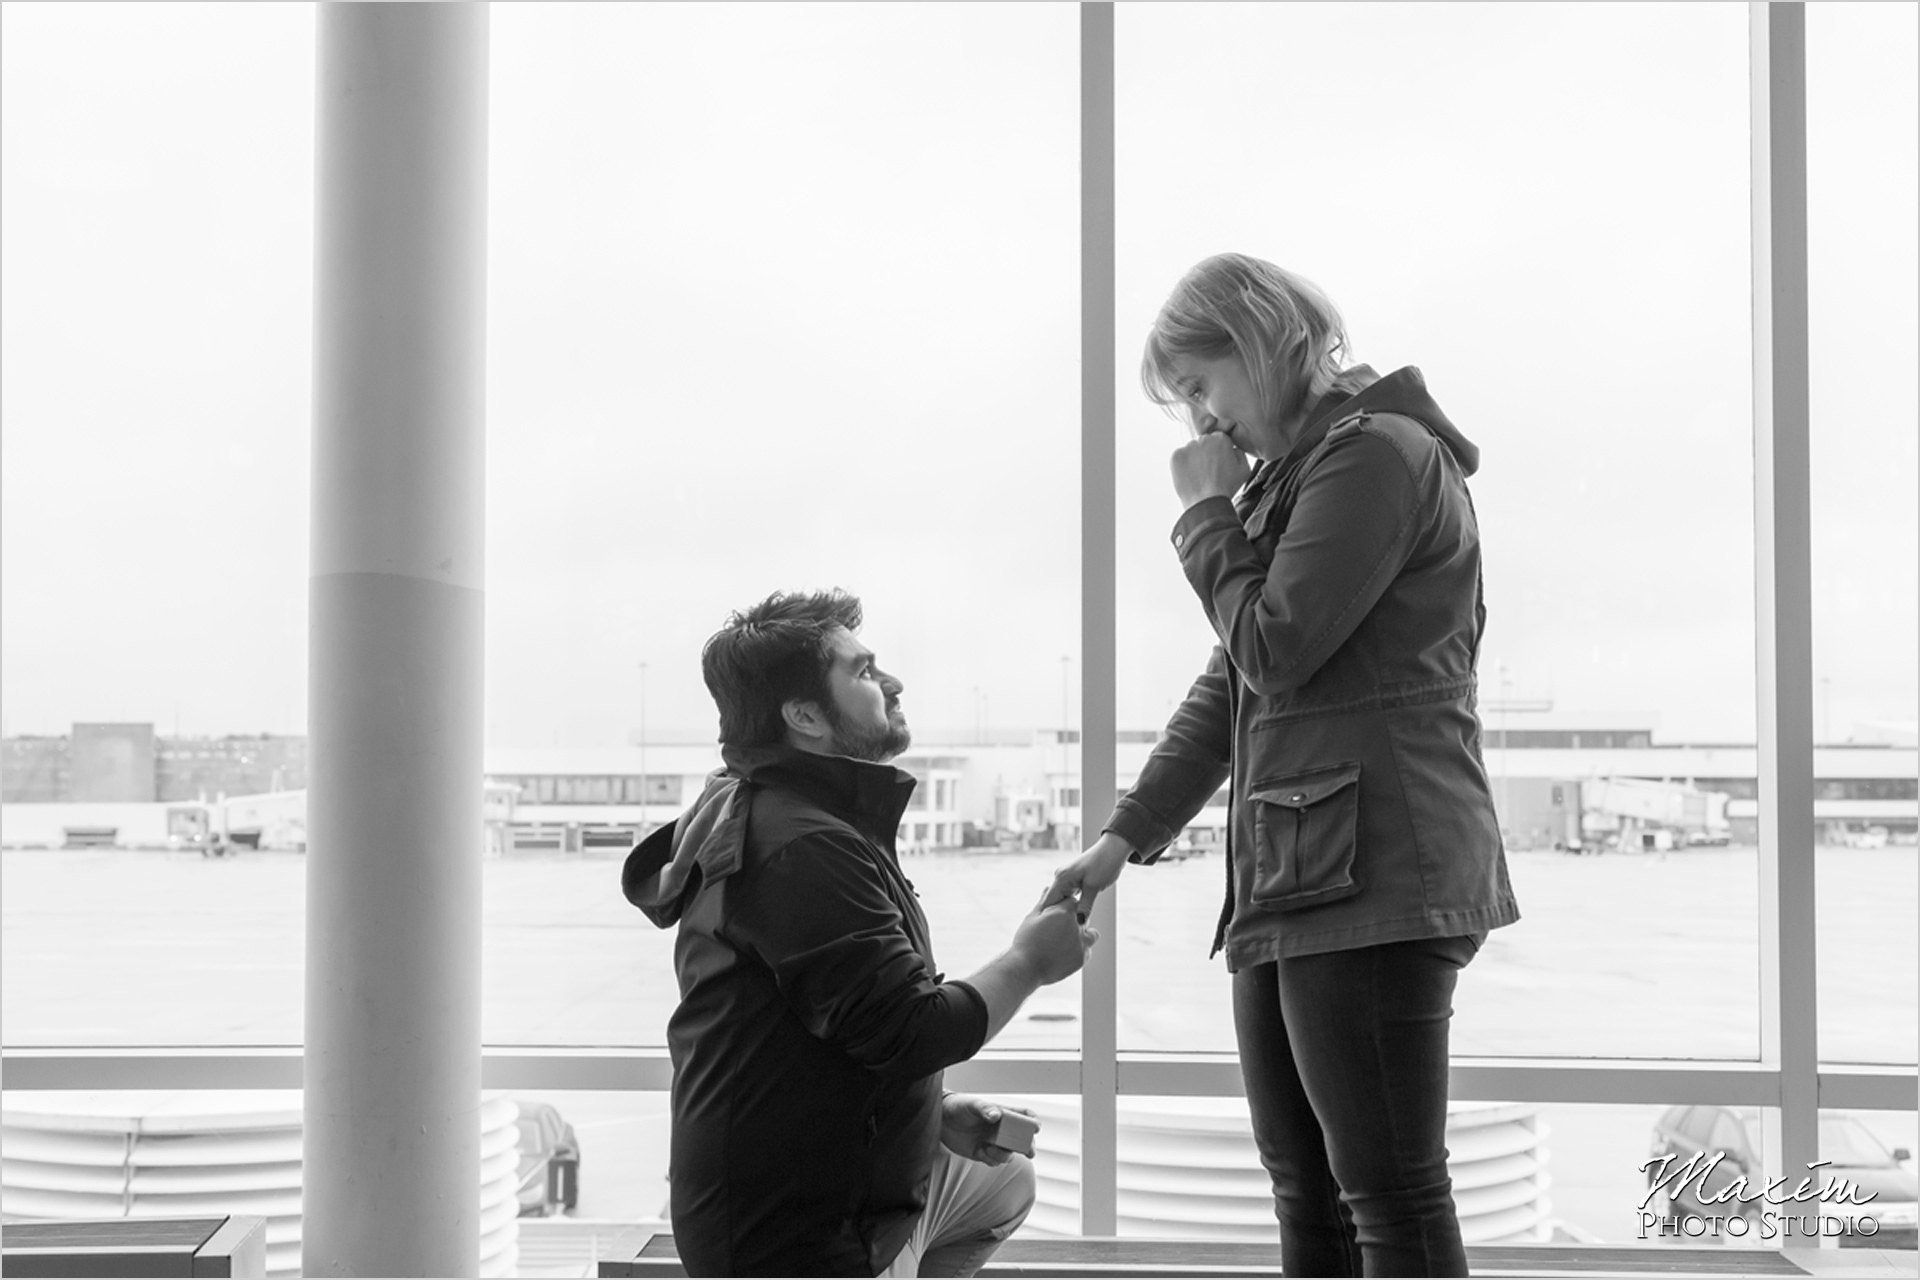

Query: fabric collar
left=720, top=742, right=918, bottom=838
left=1241, top=364, right=1397, bottom=504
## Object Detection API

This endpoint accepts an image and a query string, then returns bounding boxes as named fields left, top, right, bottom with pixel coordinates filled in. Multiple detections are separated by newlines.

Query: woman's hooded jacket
left=1106, top=365, right=1520, bottom=968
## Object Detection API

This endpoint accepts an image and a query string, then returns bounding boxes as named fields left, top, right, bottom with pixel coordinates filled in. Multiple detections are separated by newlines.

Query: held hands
left=1171, top=432, right=1251, bottom=510
left=940, top=1092, right=1039, bottom=1165
left=1011, top=890, right=1098, bottom=985
left=1045, top=831, right=1134, bottom=919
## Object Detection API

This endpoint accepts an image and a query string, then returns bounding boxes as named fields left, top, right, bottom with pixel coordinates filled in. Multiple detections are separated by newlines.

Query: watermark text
left=1637, top=1153, right=1882, bottom=1241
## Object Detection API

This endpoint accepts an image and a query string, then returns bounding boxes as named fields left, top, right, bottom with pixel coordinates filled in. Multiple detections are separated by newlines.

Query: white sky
left=1, top=2, right=1914, bottom=748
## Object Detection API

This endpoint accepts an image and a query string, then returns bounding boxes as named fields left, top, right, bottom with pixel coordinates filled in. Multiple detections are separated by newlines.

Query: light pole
left=637, top=660, right=649, bottom=833
left=1481, top=669, right=1552, bottom=848
left=1060, top=654, right=1073, bottom=846
left=1060, top=654, right=1071, bottom=742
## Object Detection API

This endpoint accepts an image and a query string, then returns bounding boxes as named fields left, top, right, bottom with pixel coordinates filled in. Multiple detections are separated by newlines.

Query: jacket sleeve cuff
left=1105, top=799, right=1175, bottom=867
left=1170, top=496, right=1241, bottom=560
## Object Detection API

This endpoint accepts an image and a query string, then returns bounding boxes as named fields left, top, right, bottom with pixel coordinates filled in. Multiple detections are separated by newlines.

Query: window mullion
left=1078, top=0, right=1118, bottom=1240
left=1748, top=0, right=1820, bottom=1202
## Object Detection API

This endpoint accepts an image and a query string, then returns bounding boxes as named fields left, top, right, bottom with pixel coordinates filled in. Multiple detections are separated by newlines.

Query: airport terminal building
left=3, top=712, right=1913, bottom=857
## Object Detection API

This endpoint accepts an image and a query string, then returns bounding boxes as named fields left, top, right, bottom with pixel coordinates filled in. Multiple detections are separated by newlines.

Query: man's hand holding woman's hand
left=1046, top=831, right=1135, bottom=919
left=1011, top=889, right=1098, bottom=984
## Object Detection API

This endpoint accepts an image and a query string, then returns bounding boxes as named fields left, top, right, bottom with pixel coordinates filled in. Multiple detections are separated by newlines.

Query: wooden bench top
left=0, top=1216, right=267, bottom=1278
left=597, top=1232, right=1825, bottom=1278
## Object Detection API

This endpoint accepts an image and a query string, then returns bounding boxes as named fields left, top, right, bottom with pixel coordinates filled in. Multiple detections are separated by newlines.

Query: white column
left=1078, top=0, right=1119, bottom=1238
left=304, top=4, right=488, bottom=1275
left=1748, top=0, right=1821, bottom=1200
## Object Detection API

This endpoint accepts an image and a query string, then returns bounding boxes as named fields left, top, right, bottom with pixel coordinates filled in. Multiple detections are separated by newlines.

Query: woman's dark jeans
left=1231, top=934, right=1479, bottom=1277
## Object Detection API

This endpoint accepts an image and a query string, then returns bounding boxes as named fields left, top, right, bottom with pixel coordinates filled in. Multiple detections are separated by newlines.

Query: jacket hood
left=621, top=767, right=747, bottom=928
left=1300, top=365, right=1480, bottom=477
left=620, top=744, right=919, bottom=929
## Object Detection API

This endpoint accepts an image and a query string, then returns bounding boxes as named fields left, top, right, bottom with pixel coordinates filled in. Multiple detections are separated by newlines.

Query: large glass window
left=2, top=848, right=306, bottom=1045
left=1805, top=0, right=1919, bottom=1068
left=0, top=1087, right=607, bottom=1276
left=484, top=2, right=1081, bottom=1047
left=0, top=2, right=313, bottom=1047
left=1113, top=1, right=1758, bottom=1058
left=2, top=1, right=1913, bottom=1256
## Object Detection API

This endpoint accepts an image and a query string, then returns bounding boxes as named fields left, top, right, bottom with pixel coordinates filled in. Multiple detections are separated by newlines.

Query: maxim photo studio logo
left=1639, top=1151, right=1898, bottom=1242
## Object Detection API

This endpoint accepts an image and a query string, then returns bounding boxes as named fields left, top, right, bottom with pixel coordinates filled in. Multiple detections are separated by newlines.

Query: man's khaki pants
left=881, top=1148, right=1035, bottom=1278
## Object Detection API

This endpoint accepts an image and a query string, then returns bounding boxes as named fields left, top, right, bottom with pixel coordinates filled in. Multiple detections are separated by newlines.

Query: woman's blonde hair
left=1141, top=253, right=1354, bottom=425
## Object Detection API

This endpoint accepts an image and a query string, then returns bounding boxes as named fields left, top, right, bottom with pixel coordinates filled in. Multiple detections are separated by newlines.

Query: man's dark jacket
left=623, top=744, right=989, bottom=1277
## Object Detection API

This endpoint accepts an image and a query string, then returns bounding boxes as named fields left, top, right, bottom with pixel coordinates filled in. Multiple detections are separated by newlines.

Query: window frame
left=0, top=0, right=1912, bottom=1240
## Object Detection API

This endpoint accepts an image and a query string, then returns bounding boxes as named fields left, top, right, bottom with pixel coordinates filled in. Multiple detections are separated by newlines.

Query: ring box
left=987, top=1108, right=1040, bottom=1156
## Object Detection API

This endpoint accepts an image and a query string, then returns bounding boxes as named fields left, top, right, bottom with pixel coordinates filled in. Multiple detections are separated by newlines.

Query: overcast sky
left=1, top=2, right=1913, bottom=749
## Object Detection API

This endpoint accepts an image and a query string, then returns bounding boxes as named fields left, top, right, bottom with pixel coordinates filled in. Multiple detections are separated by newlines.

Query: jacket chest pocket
left=1248, top=762, right=1363, bottom=911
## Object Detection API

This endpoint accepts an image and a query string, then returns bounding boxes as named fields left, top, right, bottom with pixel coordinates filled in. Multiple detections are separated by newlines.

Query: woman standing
left=1050, top=252, right=1519, bottom=1277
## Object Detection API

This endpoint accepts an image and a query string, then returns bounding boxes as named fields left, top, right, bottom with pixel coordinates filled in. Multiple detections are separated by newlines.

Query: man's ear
left=781, top=698, right=830, bottom=745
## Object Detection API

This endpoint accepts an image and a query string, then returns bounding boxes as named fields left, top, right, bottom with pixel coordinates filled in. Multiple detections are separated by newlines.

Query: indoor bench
left=595, top=1231, right=1845, bottom=1277
left=0, top=1216, right=267, bottom=1278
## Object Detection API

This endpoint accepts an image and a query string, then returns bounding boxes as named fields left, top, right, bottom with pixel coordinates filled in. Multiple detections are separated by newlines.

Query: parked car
left=1647, top=1105, right=1916, bottom=1248
left=514, top=1100, right=581, bottom=1217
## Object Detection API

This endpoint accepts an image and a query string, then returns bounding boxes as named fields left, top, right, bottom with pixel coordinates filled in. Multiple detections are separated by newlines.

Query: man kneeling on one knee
left=625, top=589, right=1098, bottom=1277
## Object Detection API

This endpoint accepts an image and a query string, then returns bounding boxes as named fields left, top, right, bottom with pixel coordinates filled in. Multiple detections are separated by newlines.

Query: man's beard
left=824, top=700, right=911, bottom=763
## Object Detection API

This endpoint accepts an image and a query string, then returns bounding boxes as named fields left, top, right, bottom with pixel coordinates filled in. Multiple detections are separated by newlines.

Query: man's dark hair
left=702, top=589, right=864, bottom=748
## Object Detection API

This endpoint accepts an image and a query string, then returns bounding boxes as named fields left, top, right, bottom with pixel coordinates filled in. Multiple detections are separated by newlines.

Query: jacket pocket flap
left=1249, top=762, right=1362, bottom=811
